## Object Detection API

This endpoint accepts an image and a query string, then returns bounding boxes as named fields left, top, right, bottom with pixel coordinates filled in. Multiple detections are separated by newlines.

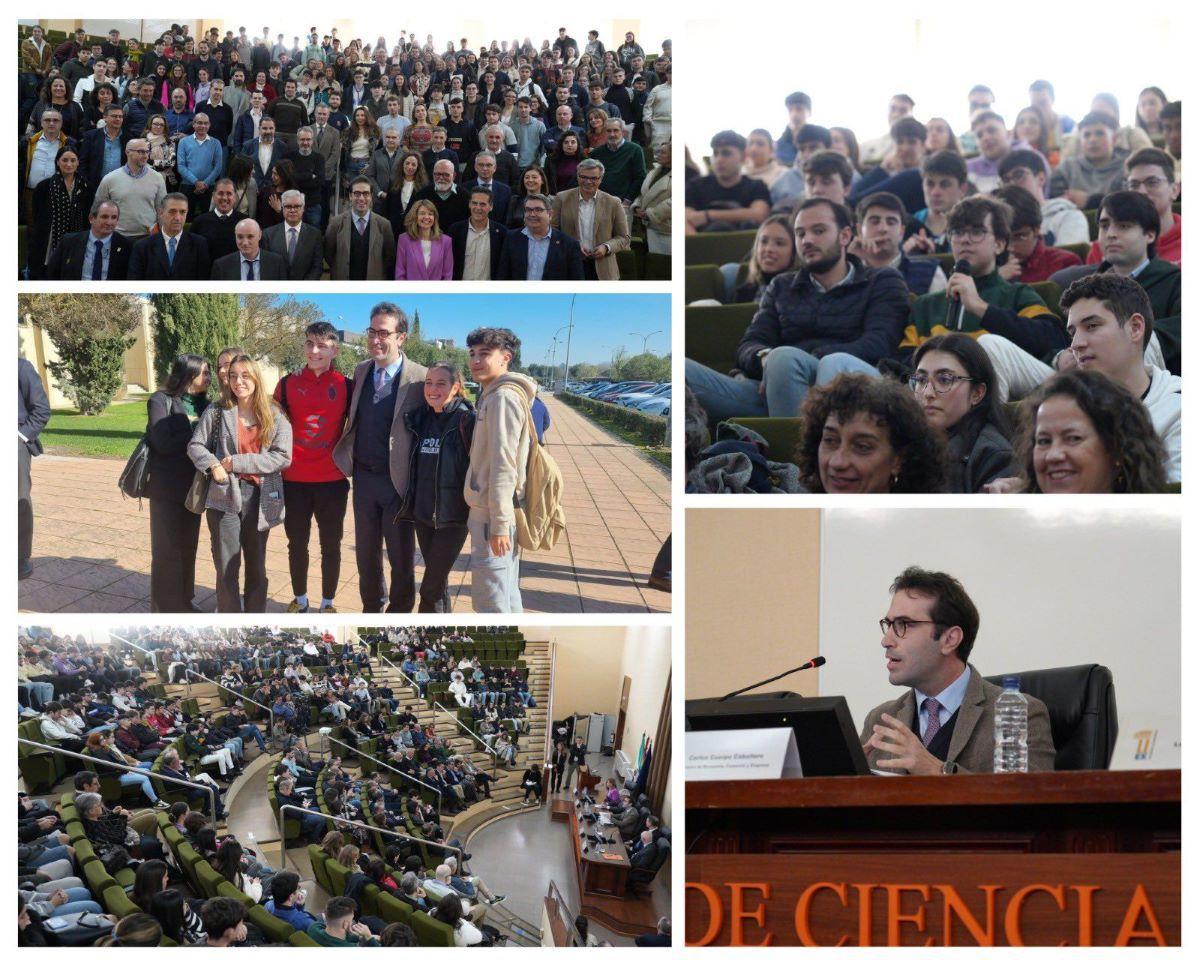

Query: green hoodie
left=306, top=922, right=379, bottom=947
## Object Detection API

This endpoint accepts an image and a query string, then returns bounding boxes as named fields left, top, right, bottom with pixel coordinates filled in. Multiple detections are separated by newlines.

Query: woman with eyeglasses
left=911, top=334, right=1016, bottom=493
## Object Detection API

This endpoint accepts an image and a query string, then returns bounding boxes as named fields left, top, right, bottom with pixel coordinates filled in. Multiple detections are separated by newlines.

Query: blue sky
left=303, top=293, right=671, bottom=366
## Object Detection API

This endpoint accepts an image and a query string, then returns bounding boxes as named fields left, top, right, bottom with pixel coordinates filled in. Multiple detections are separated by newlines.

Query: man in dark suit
left=448, top=186, right=507, bottom=280
left=46, top=199, right=132, bottom=280
left=242, top=116, right=285, bottom=188
left=481, top=123, right=520, bottom=188
left=128, top=193, right=212, bottom=281
left=497, top=193, right=585, bottom=280
left=413, top=159, right=469, bottom=229
left=859, top=566, right=1056, bottom=775
left=210, top=218, right=288, bottom=280
left=262, top=191, right=325, bottom=280
left=79, top=106, right=128, bottom=188
left=189, top=178, right=241, bottom=261
left=462, top=150, right=511, bottom=225
left=18, top=358, right=50, bottom=580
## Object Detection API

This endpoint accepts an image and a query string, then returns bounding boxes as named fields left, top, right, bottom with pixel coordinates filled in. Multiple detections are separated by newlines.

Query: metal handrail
left=276, top=804, right=463, bottom=872
left=431, top=701, right=499, bottom=775
left=543, top=639, right=557, bottom=769
left=379, top=652, right=421, bottom=699
left=326, top=733, right=442, bottom=816
left=18, top=737, right=219, bottom=829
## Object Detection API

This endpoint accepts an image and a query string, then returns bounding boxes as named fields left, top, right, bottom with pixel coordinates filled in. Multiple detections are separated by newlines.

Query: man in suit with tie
left=128, top=193, right=212, bottom=281
left=46, top=199, right=132, bottom=280
left=263, top=190, right=325, bottom=280
left=462, top=151, right=511, bottom=225
left=79, top=106, right=128, bottom=189
left=551, top=157, right=631, bottom=280
left=324, top=177, right=397, bottom=281
left=497, top=193, right=585, bottom=281
left=310, top=103, right=342, bottom=228
left=860, top=566, right=1056, bottom=775
left=448, top=186, right=507, bottom=280
left=331, top=302, right=428, bottom=613
left=189, top=179, right=241, bottom=261
left=243, top=116, right=285, bottom=189
left=210, top=218, right=288, bottom=280
left=18, top=357, right=50, bottom=580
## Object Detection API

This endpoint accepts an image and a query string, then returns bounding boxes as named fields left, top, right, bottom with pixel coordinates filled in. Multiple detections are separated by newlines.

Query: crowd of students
left=115, top=309, right=546, bottom=614
left=685, top=82, right=1181, bottom=494
left=18, top=22, right=672, bottom=280
left=18, top=628, right=524, bottom=946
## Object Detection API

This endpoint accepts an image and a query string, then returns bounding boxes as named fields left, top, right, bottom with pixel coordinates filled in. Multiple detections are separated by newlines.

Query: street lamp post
left=561, top=295, right=576, bottom=389
left=630, top=329, right=663, bottom=354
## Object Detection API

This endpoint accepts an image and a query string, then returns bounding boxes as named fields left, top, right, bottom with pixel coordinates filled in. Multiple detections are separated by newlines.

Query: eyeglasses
left=879, top=617, right=940, bottom=638
left=1125, top=176, right=1168, bottom=190
left=948, top=227, right=992, bottom=241
left=365, top=328, right=396, bottom=340
left=909, top=372, right=977, bottom=395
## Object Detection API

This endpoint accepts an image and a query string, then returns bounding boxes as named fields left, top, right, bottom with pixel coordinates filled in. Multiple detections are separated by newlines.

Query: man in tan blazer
left=331, top=302, right=428, bottom=612
left=310, top=102, right=342, bottom=226
left=859, top=566, right=1056, bottom=775
left=324, top=176, right=397, bottom=280
left=551, top=157, right=631, bottom=280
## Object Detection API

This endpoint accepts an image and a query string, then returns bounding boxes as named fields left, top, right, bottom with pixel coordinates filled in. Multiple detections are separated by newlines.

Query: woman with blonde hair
left=188, top=355, right=292, bottom=613
left=395, top=199, right=453, bottom=280
left=385, top=150, right=428, bottom=233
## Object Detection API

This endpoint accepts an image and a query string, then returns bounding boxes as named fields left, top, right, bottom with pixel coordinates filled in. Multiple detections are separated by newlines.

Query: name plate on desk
left=1110, top=713, right=1181, bottom=770
left=686, top=728, right=802, bottom=781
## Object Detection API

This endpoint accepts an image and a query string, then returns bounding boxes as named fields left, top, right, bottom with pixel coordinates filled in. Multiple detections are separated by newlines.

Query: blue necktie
left=167, top=235, right=177, bottom=267
left=245, top=259, right=256, bottom=281
left=91, top=240, right=104, bottom=280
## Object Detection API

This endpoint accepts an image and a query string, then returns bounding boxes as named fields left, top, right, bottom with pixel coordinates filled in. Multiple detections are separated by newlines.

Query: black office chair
left=983, top=664, right=1117, bottom=770
left=629, top=837, right=671, bottom=890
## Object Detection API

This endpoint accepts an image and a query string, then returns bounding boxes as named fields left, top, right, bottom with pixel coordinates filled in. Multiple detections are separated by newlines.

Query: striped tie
left=921, top=698, right=942, bottom=748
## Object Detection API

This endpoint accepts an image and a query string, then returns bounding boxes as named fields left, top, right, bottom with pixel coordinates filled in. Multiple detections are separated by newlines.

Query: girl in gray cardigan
left=188, top=355, right=292, bottom=612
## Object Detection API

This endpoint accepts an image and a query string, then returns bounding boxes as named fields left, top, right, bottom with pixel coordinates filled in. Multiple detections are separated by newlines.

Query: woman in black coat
left=399, top=361, right=474, bottom=613
left=28, top=145, right=91, bottom=280
left=145, top=354, right=212, bottom=612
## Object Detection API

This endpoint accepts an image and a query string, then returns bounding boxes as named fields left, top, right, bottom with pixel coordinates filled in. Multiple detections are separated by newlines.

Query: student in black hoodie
left=400, top=361, right=475, bottom=613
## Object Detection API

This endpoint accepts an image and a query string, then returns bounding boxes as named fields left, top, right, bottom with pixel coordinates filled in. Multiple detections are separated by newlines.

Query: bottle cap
left=1002, top=676, right=1020, bottom=690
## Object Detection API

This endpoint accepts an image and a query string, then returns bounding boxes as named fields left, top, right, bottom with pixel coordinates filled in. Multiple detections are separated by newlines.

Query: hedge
left=560, top=391, right=669, bottom=446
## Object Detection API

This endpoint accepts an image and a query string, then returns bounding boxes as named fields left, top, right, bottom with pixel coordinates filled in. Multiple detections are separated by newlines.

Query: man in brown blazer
left=859, top=566, right=1056, bottom=775
left=324, top=176, right=397, bottom=280
left=551, top=157, right=631, bottom=280
left=331, top=302, right=428, bottom=613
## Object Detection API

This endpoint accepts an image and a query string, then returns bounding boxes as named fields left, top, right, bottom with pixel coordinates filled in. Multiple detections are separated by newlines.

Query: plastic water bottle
left=993, top=677, right=1029, bottom=773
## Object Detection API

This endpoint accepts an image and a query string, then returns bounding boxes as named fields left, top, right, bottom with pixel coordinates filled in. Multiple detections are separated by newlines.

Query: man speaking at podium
left=860, top=566, right=1055, bottom=775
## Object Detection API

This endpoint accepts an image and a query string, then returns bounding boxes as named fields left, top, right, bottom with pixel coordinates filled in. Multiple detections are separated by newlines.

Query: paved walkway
left=19, top=394, right=671, bottom=614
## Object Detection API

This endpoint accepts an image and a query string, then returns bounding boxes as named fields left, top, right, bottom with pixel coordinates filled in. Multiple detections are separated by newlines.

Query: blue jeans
left=50, top=889, right=104, bottom=916
left=119, top=770, right=159, bottom=803
left=22, top=681, right=55, bottom=708
left=685, top=350, right=879, bottom=422
left=223, top=737, right=244, bottom=761
left=239, top=723, right=266, bottom=750
left=29, top=842, right=72, bottom=868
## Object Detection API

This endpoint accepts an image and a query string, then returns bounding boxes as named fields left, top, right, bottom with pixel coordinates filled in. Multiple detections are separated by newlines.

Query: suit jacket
left=263, top=221, right=325, bottom=281
left=858, top=664, right=1056, bottom=774
left=188, top=403, right=291, bottom=531
left=45, top=229, right=132, bottom=280
left=447, top=219, right=507, bottom=280
left=497, top=227, right=585, bottom=281
left=493, top=149, right=520, bottom=189
left=551, top=188, right=631, bottom=280
left=311, top=123, right=342, bottom=181
left=210, top=248, right=289, bottom=280
left=128, top=230, right=212, bottom=281
left=461, top=178, right=512, bottom=224
left=242, top=137, right=286, bottom=187
left=79, top=127, right=128, bottom=189
left=230, top=110, right=263, bottom=152
left=394, top=233, right=453, bottom=280
left=324, top=211, right=396, bottom=280
left=189, top=209, right=241, bottom=261
left=18, top=358, right=50, bottom=457
left=331, top=355, right=430, bottom=497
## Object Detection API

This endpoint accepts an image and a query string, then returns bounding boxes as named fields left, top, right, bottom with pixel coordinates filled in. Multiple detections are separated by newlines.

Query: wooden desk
left=687, top=770, right=1180, bottom=946
left=568, top=799, right=630, bottom=898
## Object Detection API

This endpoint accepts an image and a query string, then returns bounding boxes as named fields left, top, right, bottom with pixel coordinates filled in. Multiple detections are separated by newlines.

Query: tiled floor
left=21, top=394, right=671, bottom=614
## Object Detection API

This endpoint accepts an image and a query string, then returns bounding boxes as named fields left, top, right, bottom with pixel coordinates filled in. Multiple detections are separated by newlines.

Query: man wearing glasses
left=93, top=138, right=168, bottom=240
left=860, top=566, right=1054, bottom=775
left=324, top=176, right=397, bottom=280
left=332, top=303, right=428, bottom=613
left=551, top=158, right=630, bottom=280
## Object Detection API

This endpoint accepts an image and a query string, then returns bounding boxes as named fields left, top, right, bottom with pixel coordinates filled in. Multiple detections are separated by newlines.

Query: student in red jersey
left=1085, top=148, right=1181, bottom=266
left=273, top=321, right=351, bottom=613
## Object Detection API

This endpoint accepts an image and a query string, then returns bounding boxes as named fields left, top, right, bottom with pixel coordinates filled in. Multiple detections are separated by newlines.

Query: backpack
left=499, top=385, right=566, bottom=552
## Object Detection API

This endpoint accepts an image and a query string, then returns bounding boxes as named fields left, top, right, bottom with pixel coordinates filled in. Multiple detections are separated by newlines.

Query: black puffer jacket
left=735, top=255, right=910, bottom=377
left=944, top=419, right=1016, bottom=493
left=399, top=397, right=475, bottom=528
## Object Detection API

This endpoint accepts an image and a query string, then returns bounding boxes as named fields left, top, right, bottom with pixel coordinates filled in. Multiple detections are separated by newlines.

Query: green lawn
left=42, top=400, right=146, bottom=459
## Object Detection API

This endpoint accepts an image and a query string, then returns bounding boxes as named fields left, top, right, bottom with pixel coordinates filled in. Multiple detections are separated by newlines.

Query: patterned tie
left=921, top=698, right=943, bottom=748
left=287, top=227, right=297, bottom=262
left=245, top=259, right=256, bottom=281
left=356, top=217, right=366, bottom=235
left=375, top=366, right=391, bottom=400
left=167, top=235, right=177, bottom=266
left=91, top=240, right=104, bottom=280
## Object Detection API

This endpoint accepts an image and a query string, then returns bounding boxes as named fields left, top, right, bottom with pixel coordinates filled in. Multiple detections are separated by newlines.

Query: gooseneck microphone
left=718, top=656, right=827, bottom=702
left=944, top=258, right=971, bottom=331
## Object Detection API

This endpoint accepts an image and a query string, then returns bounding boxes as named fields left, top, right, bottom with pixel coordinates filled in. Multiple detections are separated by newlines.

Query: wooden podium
left=686, top=770, right=1180, bottom=946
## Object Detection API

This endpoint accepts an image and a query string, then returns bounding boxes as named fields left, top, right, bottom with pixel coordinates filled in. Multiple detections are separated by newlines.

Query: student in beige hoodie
left=464, top=327, right=536, bottom=613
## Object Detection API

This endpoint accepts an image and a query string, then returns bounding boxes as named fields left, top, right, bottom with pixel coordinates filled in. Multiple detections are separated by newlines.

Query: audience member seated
left=997, top=148, right=1090, bottom=246
left=852, top=191, right=947, bottom=294
left=903, top=150, right=969, bottom=256
left=1050, top=111, right=1128, bottom=209
left=685, top=130, right=770, bottom=234
left=993, top=185, right=1081, bottom=283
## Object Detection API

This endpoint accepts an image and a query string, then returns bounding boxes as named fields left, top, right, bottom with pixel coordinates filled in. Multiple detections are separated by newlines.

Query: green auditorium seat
left=289, top=931, right=319, bottom=946
left=377, top=891, right=415, bottom=926
left=307, top=844, right=331, bottom=893
left=686, top=264, right=725, bottom=303
left=83, top=860, right=116, bottom=898
left=248, top=905, right=296, bottom=944
left=326, top=859, right=350, bottom=896
left=686, top=303, right=757, bottom=373
left=102, top=885, right=139, bottom=918
left=644, top=252, right=672, bottom=280
left=1084, top=208, right=1098, bottom=240
left=410, top=910, right=457, bottom=947
left=729, top=417, right=803, bottom=462
left=195, top=861, right=224, bottom=899
left=72, top=838, right=97, bottom=867
left=217, top=879, right=257, bottom=909
left=1030, top=280, right=1063, bottom=317
left=686, top=229, right=757, bottom=267
left=1058, top=242, right=1091, bottom=261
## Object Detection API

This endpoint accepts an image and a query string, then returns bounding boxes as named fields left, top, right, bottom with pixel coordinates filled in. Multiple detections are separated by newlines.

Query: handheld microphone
left=945, top=259, right=971, bottom=331
left=718, top=656, right=827, bottom=702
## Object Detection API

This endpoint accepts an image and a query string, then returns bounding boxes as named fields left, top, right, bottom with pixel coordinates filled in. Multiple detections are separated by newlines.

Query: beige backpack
left=501, top=385, right=566, bottom=551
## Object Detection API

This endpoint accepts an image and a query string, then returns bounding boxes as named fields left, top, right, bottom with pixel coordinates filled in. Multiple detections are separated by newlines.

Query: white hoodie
left=463, top=371, right=537, bottom=527
left=1040, top=196, right=1090, bottom=247
left=1143, top=365, right=1181, bottom=482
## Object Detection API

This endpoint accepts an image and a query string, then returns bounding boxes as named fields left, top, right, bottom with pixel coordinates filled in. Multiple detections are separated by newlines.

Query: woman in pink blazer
left=394, top=199, right=454, bottom=280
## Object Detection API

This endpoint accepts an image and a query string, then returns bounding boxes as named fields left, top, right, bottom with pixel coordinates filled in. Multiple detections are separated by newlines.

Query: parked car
left=638, top=398, right=670, bottom=417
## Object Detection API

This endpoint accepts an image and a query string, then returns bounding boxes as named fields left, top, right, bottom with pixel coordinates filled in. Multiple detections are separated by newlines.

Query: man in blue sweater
left=265, top=872, right=319, bottom=931
left=176, top=113, right=223, bottom=217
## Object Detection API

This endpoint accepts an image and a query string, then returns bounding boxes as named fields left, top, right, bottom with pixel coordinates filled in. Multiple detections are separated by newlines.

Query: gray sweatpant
left=468, top=517, right=522, bottom=614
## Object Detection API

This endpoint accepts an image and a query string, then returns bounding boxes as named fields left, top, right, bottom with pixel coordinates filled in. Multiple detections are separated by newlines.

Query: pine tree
left=411, top=309, right=422, bottom=341
left=149, top=294, right=241, bottom=384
